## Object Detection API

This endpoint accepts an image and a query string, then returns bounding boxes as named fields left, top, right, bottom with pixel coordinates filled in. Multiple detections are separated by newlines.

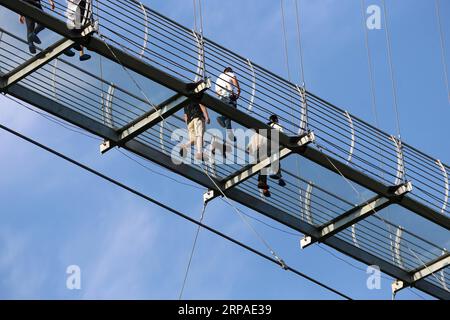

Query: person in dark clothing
left=180, top=102, right=210, bottom=160
left=268, top=114, right=286, bottom=187
left=19, top=0, right=55, bottom=54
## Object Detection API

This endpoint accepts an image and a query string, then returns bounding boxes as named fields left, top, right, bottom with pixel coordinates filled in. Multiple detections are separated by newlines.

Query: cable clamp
left=203, top=189, right=217, bottom=205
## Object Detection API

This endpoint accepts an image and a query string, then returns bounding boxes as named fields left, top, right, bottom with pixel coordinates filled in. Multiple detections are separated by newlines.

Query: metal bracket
left=392, top=280, right=405, bottom=299
left=388, top=181, right=413, bottom=197
left=301, top=182, right=413, bottom=250
left=392, top=252, right=450, bottom=297
left=300, top=236, right=312, bottom=248
left=193, top=77, right=211, bottom=94
left=296, top=131, right=315, bottom=147
left=203, top=189, right=218, bottom=204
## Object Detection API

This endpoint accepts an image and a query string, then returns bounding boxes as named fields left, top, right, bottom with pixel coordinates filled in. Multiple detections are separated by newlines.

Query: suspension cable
left=199, top=163, right=287, bottom=270
left=360, top=0, right=379, bottom=129
left=294, top=0, right=306, bottom=87
left=280, top=0, right=292, bottom=83
left=192, top=0, right=198, bottom=33
left=435, top=0, right=450, bottom=104
left=179, top=203, right=207, bottom=299
left=381, top=0, right=402, bottom=140
left=360, top=0, right=387, bottom=202
left=0, top=121, right=352, bottom=300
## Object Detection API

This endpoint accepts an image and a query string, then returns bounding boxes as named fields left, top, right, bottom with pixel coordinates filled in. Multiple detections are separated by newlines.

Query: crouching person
left=247, top=129, right=271, bottom=197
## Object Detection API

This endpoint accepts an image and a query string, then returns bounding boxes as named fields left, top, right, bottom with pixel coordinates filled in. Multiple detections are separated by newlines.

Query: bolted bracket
left=193, top=77, right=211, bottom=94
left=389, top=181, right=413, bottom=197
left=290, top=131, right=315, bottom=151
left=203, top=189, right=217, bottom=205
left=300, top=235, right=313, bottom=249
left=100, top=139, right=113, bottom=154
left=391, top=280, right=405, bottom=299
left=298, top=131, right=315, bottom=147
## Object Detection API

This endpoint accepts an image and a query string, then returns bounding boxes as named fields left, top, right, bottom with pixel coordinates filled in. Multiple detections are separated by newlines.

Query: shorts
left=188, top=118, right=205, bottom=142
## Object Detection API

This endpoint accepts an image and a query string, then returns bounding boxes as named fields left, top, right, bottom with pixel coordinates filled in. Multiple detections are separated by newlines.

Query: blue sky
left=0, top=0, right=449, bottom=299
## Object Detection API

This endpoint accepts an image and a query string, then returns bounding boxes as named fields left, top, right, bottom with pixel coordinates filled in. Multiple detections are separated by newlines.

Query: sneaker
left=63, top=49, right=75, bottom=57
left=80, top=54, right=91, bottom=61
left=29, top=44, right=36, bottom=54
left=262, top=189, right=271, bottom=197
left=270, top=173, right=282, bottom=180
left=216, top=116, right=226, bottom=128
left=31, top=33, right=41, bottom=45
left=278, top=179, right=286, bottom=187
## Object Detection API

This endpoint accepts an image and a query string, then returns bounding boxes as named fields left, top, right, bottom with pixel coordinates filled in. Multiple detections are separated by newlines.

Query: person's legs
left=31, top=2, right=44, bottom=43
left=277, top=165, right=286, bottom=186
left=216, top=96, right=229, bottom=128
left=257, top=173, right=270, bottom=197
left=25, top=18, right=35, bottom=45
left=79, top=46, right=91, bottom=61
left=257, top=173, right=267, bottom=188
left=193, top=118, right=205, bottom=159
left=180, top=120, right=196, bottom=157
left=33, top=24, right=45, bottom=37
left=25, top=18, right=37, bottom=53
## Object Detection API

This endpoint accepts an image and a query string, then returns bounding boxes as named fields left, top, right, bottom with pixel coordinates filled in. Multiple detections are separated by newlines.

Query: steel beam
left=4, top=81, right=449, bottom=299
left=392, top=253, right=450, bottom=297
left=0, top=25, right=95, bottom=90
left=412, top=254, right=450, bottom=283
left=100, top=79, right=210, bottom=153
left=100, top=93, right=188, bottom=153
left=301, top=182, right=413, bottom=249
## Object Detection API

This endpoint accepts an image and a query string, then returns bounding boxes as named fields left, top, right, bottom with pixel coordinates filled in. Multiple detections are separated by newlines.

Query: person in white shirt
left=268, top=114, right=286, bottom=187
left=66, top=0, right=91, bottom=61
left=247, top=129, right=271, bottom=197
left=215, top=67, right=240, bottom=141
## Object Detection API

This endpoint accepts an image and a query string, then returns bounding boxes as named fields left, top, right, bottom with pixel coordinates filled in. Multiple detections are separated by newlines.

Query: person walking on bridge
left=65, top=0, right=92, bottom=61
left=215, top=67, right=240, bottom=142
left=19, top=0, right=55, bottom=54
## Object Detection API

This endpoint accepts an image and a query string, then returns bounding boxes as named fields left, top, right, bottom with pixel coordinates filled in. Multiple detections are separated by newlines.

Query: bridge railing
left=30, top=0, right=450, bottom=218
left=1, top=27, right=448, bottom=289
